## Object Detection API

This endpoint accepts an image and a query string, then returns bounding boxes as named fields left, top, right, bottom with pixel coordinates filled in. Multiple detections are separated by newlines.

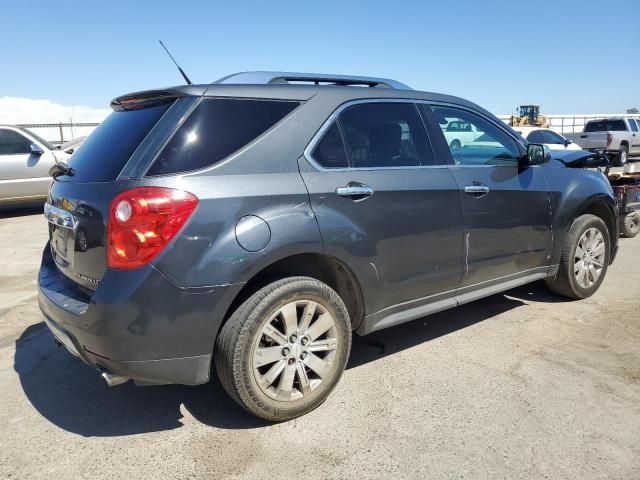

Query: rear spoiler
left=110, top=90, right=184, bottom=112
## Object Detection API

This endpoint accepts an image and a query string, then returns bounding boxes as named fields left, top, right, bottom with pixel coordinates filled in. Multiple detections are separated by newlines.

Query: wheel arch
left=574, top=195, right=618, bottom=263
left=221, top=252, right=366, bottom=334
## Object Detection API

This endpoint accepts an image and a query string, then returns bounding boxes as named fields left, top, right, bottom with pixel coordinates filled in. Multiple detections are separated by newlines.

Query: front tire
left=546, top=214, right=610, bottom=299
left=215, top=277, right=351, bottom=421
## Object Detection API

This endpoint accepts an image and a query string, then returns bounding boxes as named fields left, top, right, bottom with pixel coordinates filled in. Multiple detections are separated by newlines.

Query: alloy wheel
left=253, top=300, right=338, bottom=401
left=574, top=227, right=606, bottom=289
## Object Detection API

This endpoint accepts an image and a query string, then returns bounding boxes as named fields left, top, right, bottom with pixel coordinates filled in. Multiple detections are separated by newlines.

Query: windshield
left=584, top=120, right=627, bottom=132
left=64, top=102, right=172, bottom=182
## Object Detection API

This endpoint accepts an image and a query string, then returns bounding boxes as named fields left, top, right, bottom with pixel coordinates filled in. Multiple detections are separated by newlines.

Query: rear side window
left=66, top=102, right=172, bottom=182
left=312, top=122, right=349, bottom=168
left=147, top=99, right=299, bottom=176
left=339, top=102, right=434, bottom=168
left=0, top=129, right=31, bottom=154
left=584, top=120, right=627, bottom=132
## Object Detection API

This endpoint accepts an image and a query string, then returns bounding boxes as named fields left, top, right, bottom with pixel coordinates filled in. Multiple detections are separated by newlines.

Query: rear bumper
left=38, top=245, right=243, bottom=385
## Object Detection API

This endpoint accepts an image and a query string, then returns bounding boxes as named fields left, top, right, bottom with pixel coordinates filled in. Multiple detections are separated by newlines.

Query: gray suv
left=38, top=72, right=618, bottom=421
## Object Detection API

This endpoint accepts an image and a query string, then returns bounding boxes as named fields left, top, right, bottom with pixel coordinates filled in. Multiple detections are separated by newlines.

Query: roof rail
left=212, top=71, right=412, bottom=90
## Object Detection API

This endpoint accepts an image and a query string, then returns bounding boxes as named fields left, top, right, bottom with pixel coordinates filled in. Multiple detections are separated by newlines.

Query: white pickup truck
left=565, top=118, right=640, bottom=166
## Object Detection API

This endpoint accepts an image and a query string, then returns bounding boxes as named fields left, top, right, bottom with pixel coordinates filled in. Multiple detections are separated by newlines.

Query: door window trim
left=305, top=98, right=527, bottom=172
left=304, top=99, right=445, bottom=172
left=421, top=101, right=528, bottom=167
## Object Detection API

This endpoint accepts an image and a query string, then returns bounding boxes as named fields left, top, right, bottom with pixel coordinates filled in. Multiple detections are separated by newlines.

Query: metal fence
left=17, top=122, right=100, bottom=145
left=496, top=114, right=639, bottom=134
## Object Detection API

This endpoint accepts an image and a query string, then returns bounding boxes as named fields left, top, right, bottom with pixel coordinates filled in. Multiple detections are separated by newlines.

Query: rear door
left=299, top=101, right=463, bottom=315
left=422, top=104, right=553, bottom=288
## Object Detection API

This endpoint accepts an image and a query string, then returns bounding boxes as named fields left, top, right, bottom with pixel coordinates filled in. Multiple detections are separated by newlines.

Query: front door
left=299, top=101, right=463, bottom=316
left=423, top=104, right=553, bottom=288
left=0, top=128, right=51, bottom=201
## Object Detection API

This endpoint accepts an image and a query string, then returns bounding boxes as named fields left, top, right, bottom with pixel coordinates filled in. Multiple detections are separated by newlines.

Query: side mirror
left=564, top=139, right=572, bottom=146
left=30, top=143, right=44, bottom=155
left=523, top=143, right=551, bottom=165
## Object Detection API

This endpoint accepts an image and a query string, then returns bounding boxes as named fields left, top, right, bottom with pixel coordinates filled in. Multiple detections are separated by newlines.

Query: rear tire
left=546, top=214, right=610, bottom=299
left=616, top=145, right=628, bottom=167
left=622, top=212, right=640, bottom=238
left=450, top=139, right=461, bottom=150
left=215, top=276, right=351, bottom=421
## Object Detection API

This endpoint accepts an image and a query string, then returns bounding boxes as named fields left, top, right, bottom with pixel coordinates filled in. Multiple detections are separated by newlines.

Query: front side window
left=430, top=106, right=520, bottom=166
left=629, top=120, right=639, bottom=132
left=338, top=102, right=434, bottom=168
left=148, top=98, right=299, bottom=176
left=0, top=129, right=31, bottom=155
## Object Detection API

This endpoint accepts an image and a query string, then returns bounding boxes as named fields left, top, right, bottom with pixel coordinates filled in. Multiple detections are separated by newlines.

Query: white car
left=443, top=119, right=483, bottom=149
left=513, top=126, right=582, bottom=151
left=0, top=126, right=69, bottom=206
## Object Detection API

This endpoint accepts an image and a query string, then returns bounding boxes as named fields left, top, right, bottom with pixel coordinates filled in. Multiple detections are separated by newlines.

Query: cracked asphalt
left=0, top=206, right=639, bottom=479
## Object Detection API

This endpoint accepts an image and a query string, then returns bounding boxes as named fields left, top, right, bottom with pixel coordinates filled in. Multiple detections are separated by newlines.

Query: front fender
left=545, top=162, right=618, bottom=265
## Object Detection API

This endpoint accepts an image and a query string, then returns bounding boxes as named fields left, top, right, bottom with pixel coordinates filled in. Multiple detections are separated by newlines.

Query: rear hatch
left=46, top=96, right=178, bottom=290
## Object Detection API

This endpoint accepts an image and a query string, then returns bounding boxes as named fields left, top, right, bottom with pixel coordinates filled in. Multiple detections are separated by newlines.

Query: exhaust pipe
left=102, top=372, right=129, bottom=387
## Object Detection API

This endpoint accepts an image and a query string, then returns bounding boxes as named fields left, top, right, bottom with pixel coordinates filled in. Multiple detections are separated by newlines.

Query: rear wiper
left=48, top=160, right=76, bottom=178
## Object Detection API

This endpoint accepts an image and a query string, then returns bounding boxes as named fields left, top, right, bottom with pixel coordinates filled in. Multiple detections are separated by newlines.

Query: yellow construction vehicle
left=509, top=105, right=550, bottom=127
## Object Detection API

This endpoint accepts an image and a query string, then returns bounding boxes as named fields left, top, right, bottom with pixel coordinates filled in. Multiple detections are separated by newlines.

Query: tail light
left=607, top=133, right=613, bottom=148
left=107, top=187, right=198, bottom=269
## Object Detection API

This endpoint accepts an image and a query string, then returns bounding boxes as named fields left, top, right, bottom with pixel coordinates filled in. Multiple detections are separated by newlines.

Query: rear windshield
left=584, top=120, right=627, bottom=132
left=64, top=102, right=172, bottom=182
left=146, top=98, right=299, bottom=176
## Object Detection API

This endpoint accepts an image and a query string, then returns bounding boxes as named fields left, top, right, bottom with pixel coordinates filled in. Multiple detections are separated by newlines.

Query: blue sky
left=1, top=0, right=638, bottom=115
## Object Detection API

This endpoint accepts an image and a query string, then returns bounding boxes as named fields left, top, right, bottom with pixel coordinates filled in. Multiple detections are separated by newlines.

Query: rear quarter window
left=147, top=98, right=299, bottom=176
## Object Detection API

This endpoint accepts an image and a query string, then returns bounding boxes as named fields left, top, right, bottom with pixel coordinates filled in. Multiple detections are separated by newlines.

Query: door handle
left=336, top=183, right=374, bottom=201
left=464, top=184, right=490, bottom=198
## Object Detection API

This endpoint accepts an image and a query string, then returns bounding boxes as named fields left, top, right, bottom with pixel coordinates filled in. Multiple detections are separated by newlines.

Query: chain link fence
left=496, top=114, right=639, bottom=134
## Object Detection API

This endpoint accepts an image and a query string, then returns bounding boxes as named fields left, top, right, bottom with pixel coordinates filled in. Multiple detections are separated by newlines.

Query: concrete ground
left=0, top=206, right=639, bottom=480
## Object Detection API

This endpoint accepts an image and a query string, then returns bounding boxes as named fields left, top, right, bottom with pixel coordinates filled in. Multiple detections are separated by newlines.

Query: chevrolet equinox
left=38, top=72, right=618, bottom=421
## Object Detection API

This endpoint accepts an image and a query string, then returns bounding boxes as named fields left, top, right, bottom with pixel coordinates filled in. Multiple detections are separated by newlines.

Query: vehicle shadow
left=15, top=284, right=552, bottom=437
left=0, top=205, right=44, bottom=219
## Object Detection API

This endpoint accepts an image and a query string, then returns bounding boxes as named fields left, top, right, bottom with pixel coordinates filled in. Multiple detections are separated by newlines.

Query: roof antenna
left=158, top=40, right=192, bottom=85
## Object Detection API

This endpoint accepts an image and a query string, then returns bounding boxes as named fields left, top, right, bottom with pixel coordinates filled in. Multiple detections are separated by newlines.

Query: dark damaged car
left=38, top=72, right=618, bottom=421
